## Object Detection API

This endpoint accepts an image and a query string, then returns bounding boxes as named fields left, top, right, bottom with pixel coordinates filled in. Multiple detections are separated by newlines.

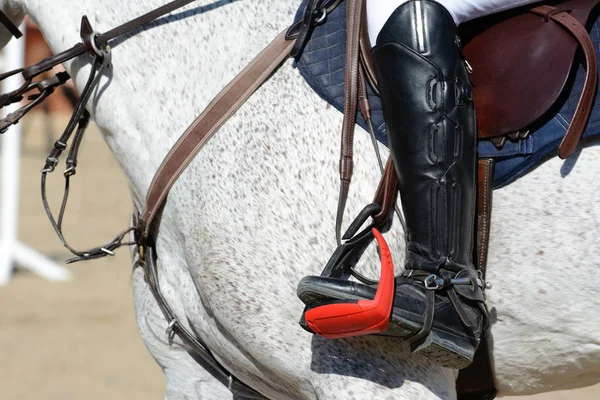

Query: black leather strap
left=0, top=9, right=22, bottom=38
left=456, top=159, right=497, bottom=400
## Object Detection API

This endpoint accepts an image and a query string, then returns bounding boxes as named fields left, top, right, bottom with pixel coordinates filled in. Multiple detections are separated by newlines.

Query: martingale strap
left=140, top=0, right=366, bottom=237
left=138, top=239, right=266, bottom=399
left=139, top=30, right=295, bottom=234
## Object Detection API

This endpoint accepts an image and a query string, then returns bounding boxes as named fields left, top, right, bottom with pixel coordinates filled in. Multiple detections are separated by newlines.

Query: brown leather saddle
left=354, top=0, right=598, bottom=159
left=462, top=0, right=599, bottom=158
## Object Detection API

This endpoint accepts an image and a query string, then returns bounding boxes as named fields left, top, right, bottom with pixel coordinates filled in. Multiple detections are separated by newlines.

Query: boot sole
left=393, top=309, right=476, bottom=369
left=411, top=329, right=475, bottom=369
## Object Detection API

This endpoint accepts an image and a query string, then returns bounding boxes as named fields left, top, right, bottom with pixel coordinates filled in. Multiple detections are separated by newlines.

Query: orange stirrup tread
left=304, top=228, right=394, bottom=339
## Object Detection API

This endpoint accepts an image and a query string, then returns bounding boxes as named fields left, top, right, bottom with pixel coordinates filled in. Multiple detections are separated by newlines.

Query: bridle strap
left=132, top=30, right=294, bottom=398
left=0, top=10, right=22, bottom=39
left=38, top=51, right=139, bottom=264
left=0, top=0, right=203, bottom=130
left=100, top=0, right=196, bottom=42
left=10, top=0, right=198, bottom=83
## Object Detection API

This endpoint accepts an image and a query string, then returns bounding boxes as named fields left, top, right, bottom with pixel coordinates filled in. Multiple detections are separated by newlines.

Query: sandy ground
left=0, top=113, right=598, bottom=399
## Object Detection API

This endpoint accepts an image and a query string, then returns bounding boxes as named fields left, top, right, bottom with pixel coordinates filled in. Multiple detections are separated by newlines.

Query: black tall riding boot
left=371, top=0, right=487, bottom=369
left=296, top=0, right=487, bottom=369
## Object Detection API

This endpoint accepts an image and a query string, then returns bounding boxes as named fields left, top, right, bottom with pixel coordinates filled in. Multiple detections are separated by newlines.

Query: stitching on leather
left=478, top=162, right=489, bottom=270
left=426, top=76, right=437, bottom=111
left=452, top=181, right=461, bottom=258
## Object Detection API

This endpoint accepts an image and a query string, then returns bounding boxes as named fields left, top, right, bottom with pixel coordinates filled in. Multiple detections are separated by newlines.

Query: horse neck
left=21, top=0, right=297, bottom=206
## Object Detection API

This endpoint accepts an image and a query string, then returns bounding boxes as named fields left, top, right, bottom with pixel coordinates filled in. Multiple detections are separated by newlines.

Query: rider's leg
left=367, top=0, right=542, bottom=46
left=370, top=0, right=490, bottom=369
left=298, top=0, right=542, bottom=369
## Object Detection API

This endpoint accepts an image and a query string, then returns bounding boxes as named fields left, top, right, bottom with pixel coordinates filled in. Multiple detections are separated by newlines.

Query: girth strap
left=456, top=159, right=496, bottom=400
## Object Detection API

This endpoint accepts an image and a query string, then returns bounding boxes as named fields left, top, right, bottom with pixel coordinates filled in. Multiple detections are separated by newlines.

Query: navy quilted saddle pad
left=293, top=1, right=600, bottom=188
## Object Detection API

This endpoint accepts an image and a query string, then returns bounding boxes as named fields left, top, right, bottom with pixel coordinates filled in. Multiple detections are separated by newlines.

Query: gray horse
left=1, top=0, right=599, bottom=398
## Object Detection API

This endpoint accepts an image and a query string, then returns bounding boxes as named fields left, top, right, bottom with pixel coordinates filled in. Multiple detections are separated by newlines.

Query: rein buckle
left=0, top=71, right=71, bottom=133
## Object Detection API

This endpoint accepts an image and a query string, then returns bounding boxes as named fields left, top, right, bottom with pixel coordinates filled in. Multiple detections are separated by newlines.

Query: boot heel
left=411, top=329, right=475, bottom=369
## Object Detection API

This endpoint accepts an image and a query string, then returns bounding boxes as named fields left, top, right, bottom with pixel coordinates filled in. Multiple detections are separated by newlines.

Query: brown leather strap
left=141, top=30, right=295, bottom=235
left=530, top=4, right=599, bottom=159
left=456, top=337, right=497, bottom=400
left=372, top=157, right=397, bottom=226
left=456, top=158, right=496, bottom=400
left=20, top=0, right=198, bottom=80
left=335, top=0, right=365, bottom=242
left=99, top=0, right=197, bottom=44
left=475, top=159, right=494, bottom=276
left=358, top=4, right=378, bottom=96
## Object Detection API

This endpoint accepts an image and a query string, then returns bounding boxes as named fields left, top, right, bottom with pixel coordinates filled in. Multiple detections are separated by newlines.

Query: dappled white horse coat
left=1, top=0, right=599, bottom=399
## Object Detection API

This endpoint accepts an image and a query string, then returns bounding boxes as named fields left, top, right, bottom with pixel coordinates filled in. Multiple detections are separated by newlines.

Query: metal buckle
left=315, top=8, right=327, bottom=24
left=166, top=319, right=177, bottom=345
left=424, top=274, right=477, bottom=291
left=424, top=274, right=441, bottom=290
left=0, top=72, right=71, bottom=133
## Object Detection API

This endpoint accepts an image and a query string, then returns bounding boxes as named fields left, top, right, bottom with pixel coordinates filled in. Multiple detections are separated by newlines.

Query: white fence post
left=0, top=24, right=71, bottom=285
